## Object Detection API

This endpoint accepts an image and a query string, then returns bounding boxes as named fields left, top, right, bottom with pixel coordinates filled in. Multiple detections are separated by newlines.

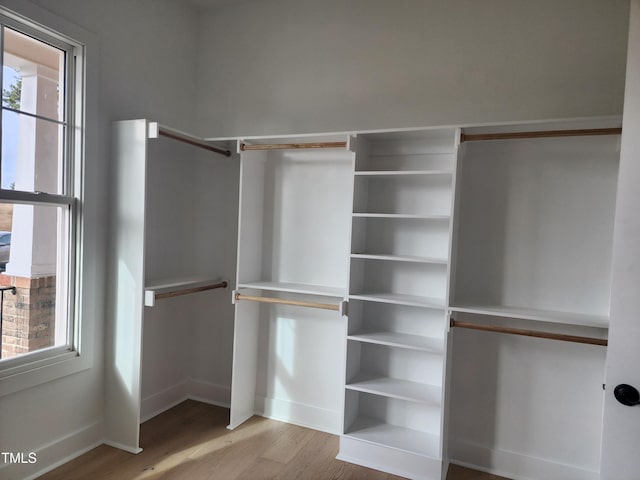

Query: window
left=0, top=10, right=82, bottom=375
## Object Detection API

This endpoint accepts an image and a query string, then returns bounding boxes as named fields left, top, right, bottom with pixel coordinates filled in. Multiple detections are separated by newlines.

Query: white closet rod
left=234, top=292, right=342, bottom=312
left=155, top=281, right=228, bottom=301
left=460, top=127, right=622, bottom=143
left=240, top=141, right=347, bottom=151
left=158, top=127, right=232, bottom=157
left=450, top=318, right=607, bottom=346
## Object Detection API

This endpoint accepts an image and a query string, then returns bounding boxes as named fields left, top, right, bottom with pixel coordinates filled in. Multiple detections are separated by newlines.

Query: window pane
left=0, top=202, right=70, bottom=360
left=3, top=27, right=65, bottom=123
left=2, top=26, right=65, bottom=194
left=2, top=109, right=64, bottom=194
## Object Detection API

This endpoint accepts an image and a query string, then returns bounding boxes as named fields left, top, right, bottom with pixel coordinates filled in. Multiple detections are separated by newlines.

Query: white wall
left=0, top=1, right=201, bottom=478
left=187, top=151, right=239, bottom=395
left=194, top=0, right=629, bottom=138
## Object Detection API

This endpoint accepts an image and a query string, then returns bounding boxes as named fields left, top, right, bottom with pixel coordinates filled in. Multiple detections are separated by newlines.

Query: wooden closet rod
left=460, top=127, right=622, bottom=143
left=235, top=292, right=340, bottom=312
left=159, top=127, right=232, bottom=157
left=240, top=141, right=347, bottom=151
left=155, top=281, right=228, bottom=301
left=450, top=319, right=607, bottom=346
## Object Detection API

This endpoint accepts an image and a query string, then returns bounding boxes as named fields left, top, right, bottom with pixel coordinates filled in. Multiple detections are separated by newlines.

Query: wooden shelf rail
left=158, top=126, right=231, bottom=157
left=240, top=141, right=347, bottom=151
left=234, top=292, right=344, bottom=313
left=450, top=318, right=607, bottom=347
left=154, top=281, right=228, bottom=301
left=460, top=127, right=622, bottom=143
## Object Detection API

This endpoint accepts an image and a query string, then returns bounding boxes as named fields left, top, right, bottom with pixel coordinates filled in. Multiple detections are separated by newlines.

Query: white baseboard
left=449, top=438, right=600, bottom=480
left=140, top=380, right=190, bottom=422
left=187, top=378, right=231, bottom=408
left=255, top=395, right=341, bottom=435
left=338, top=436, right=443, bottom=480
left=140, top=379, right=231, bottom=423
left=0, top=420, right=104, bottom=480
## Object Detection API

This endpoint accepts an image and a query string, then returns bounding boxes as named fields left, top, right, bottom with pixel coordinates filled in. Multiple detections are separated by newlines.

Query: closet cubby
left=354, top=132, right=456, bottom=172
left=343, top=390, right=442, bottom=458
left=353, top=174, right=453, bottom=217
left=346, top=300, right=446, bottom=352
left=346, top=341, right=444, bottom=401
left=351, top=216, right=450, bottom=261
left=350, top=257, right=448, bottom=307
left=451, top=132, right=619, bottom=328
left=235, top=137, right=353, bottom=296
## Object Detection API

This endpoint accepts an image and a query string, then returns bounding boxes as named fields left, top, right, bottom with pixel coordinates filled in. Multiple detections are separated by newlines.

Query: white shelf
left=354, top=170, right=453, bottom=176
left=351, top=253, right=448, bottom=265
left=345, top=417, right=440, bottom=458
left=346, top=373, right=442, bottom=405
left=450, top=304, right=609, bottom=329
left=350, top=293, right=445, bottom=309
left=237, top=281, right=347, bottom=298
left=144, top=276, right=227, bottom=307
left=352, top=213, right=450, bottom=220
left=348, top=331, right=444, bottom=353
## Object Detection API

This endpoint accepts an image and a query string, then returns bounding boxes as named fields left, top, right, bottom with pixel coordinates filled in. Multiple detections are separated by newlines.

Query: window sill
left=0, top=349, right=91, bottom=397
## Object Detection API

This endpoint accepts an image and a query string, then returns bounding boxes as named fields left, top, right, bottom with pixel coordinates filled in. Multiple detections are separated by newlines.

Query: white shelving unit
left=229, top=135, right=354, bottom=434
left=107, top=120, right=232, bottom=453
left=339, top=129, right=459, bottom=480
left=223, top=121, right=619, bottom=480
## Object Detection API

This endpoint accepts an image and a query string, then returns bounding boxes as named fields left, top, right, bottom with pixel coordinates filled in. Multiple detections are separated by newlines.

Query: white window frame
left=0, top=1, right=95, bottom=396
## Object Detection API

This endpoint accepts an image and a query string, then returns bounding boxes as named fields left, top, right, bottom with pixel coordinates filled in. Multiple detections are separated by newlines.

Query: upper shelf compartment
left=353, top=129, right=458, bottom=172
left=451, top=123, right=621, bottom=326
left=352, top=129, right=457, bottom=217
left=353, top=175, right=453, bottom=217
left=236, top=134, right=354, bottom=291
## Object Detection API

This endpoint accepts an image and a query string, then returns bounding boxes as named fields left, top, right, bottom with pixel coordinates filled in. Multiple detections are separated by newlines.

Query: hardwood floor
left=39, top=400, right=508, bottom=480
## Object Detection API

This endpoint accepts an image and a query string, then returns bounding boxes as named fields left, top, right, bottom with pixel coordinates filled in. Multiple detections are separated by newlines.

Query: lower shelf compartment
left=346, top=373, right=442, bottom=405
left=343, top=389, right=443, bottom=460
left=347, top=331, right=444, bottom=353
left=345, top=416, right=441, bottom=458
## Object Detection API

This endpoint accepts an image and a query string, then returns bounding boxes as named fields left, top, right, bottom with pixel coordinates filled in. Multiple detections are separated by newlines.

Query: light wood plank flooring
left=39, top=400, right=508, bottom=480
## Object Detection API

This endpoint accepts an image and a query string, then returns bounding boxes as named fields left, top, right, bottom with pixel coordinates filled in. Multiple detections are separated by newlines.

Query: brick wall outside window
left=0, top=274, right=55, bottom=359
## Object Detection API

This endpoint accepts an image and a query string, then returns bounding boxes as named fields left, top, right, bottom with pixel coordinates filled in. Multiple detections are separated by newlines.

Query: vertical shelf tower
left=339, top=129, right=459, bottom=479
